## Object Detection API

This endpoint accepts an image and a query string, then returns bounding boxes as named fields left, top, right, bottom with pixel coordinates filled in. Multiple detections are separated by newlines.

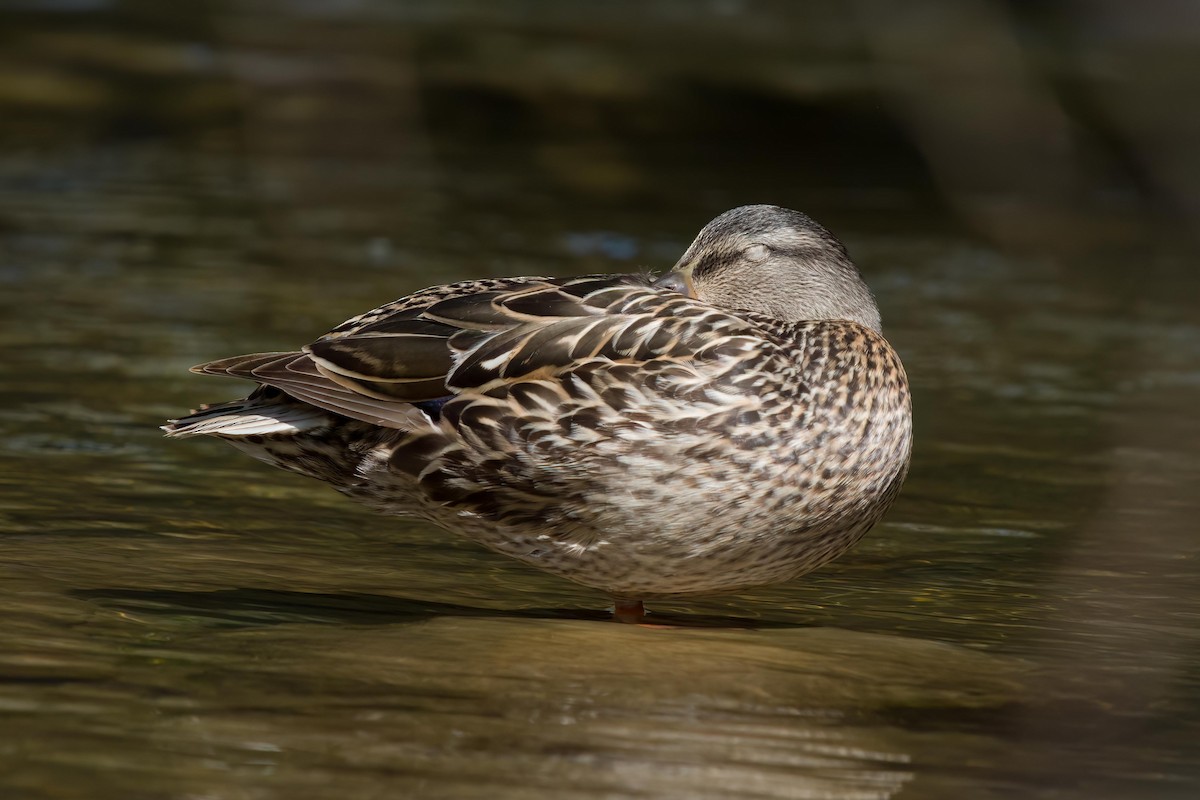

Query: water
left=3, top=3, right=1200, bottom=799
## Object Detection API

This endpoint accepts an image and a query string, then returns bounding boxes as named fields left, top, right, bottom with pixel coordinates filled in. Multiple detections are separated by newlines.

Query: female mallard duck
left=165, top=205, right=912, bottom=623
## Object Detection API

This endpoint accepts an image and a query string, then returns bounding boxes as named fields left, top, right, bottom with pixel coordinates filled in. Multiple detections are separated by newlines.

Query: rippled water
left=3, top=4, right=1200, bottom=800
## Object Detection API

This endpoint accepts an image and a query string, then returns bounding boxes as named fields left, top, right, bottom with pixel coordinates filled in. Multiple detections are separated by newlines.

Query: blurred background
left=4, top=0, right=1200, bottom=264
left=1, top=2, right=1199, bottom=799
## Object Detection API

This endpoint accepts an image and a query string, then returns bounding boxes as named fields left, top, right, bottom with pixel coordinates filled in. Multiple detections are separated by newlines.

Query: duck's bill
left=652, top=271, right=696, bottom=298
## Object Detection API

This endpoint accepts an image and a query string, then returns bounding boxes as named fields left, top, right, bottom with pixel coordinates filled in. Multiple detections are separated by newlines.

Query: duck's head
left=654, top=205, right=882, bottom=332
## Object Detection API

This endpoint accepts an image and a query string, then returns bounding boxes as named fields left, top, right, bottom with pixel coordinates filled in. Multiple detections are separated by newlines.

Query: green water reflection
left=3, top=3, right=1200, bottom=799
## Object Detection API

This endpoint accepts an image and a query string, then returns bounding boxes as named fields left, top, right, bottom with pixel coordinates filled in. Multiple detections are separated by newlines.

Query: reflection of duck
left=165, top=205, right=912, bottom=623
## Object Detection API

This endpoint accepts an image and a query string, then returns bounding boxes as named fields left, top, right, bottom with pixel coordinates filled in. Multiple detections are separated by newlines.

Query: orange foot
left=612, top=598, right=646, bottom=624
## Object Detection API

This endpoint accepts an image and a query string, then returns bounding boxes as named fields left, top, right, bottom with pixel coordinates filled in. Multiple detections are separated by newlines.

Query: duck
left=164, top=205, right=912, bottom=623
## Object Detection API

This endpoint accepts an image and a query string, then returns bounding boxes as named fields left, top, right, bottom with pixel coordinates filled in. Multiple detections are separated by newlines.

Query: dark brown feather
left=421, top=292, right=516, bottom=330
left=192, top=351, right=429, bottom=429
left=308, top=334, right=454, bottom=383
left=497, top=287, right=605, bottom=319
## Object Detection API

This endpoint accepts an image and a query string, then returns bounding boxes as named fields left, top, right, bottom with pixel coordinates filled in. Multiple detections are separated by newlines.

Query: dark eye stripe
left=692, top=250, right=743, bottom=277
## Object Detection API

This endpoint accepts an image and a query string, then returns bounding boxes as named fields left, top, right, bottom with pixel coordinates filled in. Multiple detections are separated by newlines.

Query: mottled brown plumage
left=165, top=205, right=912, bottom=622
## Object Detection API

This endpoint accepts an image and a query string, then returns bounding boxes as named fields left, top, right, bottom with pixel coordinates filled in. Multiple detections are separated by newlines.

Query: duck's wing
left=317, top=276, right=554, bottom=340
left=189, top=273, right=764, bottom=429
left=184, top=276, right=548, bottom=429
left=308, top=274, right=764, bottom=396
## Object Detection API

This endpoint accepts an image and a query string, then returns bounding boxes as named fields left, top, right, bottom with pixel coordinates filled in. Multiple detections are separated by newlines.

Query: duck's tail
left=162, top=386, right=332, bottom=439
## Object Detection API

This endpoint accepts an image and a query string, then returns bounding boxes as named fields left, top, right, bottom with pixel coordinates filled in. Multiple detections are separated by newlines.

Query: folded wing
left=189, top=274, right=762, bottom=429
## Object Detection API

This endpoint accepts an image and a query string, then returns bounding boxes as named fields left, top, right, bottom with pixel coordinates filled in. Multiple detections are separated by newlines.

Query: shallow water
left=3, top=4, right=1200, bottom=799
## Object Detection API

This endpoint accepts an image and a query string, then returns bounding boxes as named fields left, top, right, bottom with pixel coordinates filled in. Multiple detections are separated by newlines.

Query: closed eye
left=743, top=243, right=771, bottom=263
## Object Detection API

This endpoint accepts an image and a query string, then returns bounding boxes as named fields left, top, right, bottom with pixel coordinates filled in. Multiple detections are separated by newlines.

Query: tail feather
left=162, top=392, right=333, bottom=439
left=182, top=351, right=441, bottom=430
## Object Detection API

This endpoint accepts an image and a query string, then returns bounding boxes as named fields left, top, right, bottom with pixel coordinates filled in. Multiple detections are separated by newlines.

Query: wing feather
left=183, top=272, right=766, bottom=432
left=190, top=352, right=432, bottom=429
